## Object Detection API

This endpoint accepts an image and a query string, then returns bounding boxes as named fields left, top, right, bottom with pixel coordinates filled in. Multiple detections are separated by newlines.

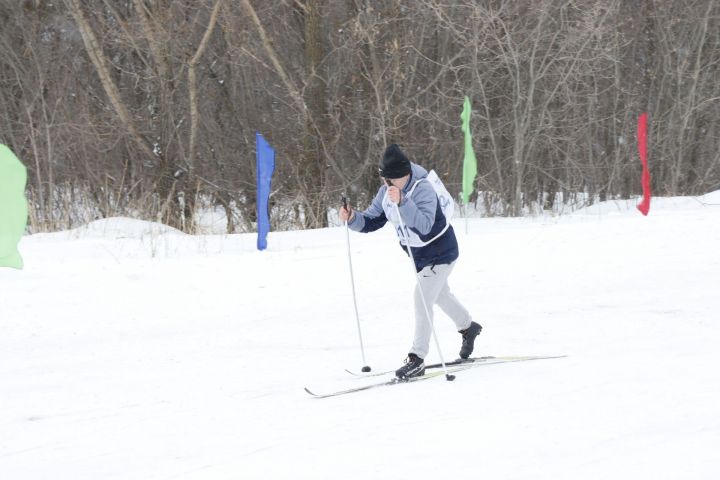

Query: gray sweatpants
left=410, top=261, right=473, bottom=359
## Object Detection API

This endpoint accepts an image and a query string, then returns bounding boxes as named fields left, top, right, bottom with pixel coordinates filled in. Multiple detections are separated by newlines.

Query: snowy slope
left=2, top=193, right=720, bottom=479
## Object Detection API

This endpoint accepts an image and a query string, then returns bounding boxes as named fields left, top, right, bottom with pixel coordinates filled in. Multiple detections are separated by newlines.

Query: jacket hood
left=405, top=163, right=428, bottom=191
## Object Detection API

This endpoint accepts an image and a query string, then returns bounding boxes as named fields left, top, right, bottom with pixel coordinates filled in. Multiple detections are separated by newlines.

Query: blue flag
left=256, top=132, right=275, bottom=251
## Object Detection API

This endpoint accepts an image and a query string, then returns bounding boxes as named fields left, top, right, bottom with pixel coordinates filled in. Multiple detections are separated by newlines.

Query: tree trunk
left=300, top=0, right=328, bottom=228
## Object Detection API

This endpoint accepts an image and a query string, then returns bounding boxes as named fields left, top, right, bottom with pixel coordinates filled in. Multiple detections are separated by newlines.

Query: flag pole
left=465, top=200, right=469, bottom=235
left=460, top=193, right=468, bottom=235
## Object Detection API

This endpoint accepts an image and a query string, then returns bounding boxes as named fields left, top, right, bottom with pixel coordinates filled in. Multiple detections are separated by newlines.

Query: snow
left=2, top=193, right=720, bottom=479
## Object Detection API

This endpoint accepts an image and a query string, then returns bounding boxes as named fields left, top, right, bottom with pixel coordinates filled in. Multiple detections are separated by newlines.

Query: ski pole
left=387, top=183, right=455, bottom=381
left=342, top=195, right=371, bottom=373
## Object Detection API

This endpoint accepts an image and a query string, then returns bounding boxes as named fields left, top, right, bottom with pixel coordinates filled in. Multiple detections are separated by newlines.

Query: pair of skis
left=305, top=355, right=566, bottom=398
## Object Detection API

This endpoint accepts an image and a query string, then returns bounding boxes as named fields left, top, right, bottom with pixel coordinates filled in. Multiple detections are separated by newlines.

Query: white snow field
left=2, top=193, right=720, bottom=479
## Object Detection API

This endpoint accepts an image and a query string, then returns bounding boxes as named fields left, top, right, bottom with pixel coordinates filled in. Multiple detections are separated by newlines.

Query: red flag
left=637, top=112, right=651, bottom=216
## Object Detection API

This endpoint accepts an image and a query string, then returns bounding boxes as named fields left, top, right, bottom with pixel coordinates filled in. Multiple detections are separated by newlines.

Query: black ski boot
left=395, top=353, right=425, bottom=379
left=459, top=322, right=482, bottom=359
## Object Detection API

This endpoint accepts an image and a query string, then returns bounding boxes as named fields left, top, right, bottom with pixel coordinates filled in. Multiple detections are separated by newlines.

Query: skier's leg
left=409, top=262, right=455, bottom=358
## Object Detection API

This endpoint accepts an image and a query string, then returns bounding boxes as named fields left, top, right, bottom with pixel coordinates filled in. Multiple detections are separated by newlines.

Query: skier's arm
left=347, top=187, right=388, bottom=233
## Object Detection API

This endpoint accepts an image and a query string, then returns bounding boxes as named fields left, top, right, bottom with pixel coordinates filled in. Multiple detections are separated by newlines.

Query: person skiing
left=339, top=144, right=482, bottom=379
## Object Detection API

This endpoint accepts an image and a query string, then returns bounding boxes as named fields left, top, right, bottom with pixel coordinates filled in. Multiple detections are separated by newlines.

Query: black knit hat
left=379, top=144, right=411, bottom=179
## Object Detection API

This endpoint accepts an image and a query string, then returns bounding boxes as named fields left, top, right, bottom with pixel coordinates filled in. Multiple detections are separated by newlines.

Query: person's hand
left=340, top=204, right=354, bottom=223
left=387, top=185, right=402, bottom=204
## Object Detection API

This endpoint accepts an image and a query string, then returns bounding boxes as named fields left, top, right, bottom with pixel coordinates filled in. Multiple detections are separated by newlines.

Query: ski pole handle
left=341, top=195, right=352, bottom=223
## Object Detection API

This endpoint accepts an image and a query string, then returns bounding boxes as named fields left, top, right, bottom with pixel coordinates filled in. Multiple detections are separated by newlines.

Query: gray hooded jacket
left=348, top=163, right=459, bottom=271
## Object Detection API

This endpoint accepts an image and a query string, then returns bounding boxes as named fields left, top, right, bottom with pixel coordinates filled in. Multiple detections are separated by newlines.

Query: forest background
left=1, top=0, right=718, bottom=233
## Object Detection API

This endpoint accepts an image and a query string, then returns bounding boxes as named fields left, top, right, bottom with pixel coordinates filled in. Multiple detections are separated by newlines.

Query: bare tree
left=1, top=0, right=719, bottom=233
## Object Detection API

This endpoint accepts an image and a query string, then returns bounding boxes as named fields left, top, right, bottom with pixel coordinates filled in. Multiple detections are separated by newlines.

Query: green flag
left=0, top=144, right=28, bottom=269
left=460, top=96, right=477, bottom=205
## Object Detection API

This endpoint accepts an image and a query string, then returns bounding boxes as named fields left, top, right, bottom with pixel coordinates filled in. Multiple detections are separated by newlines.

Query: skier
left=339, top=144, right=482, bottom=379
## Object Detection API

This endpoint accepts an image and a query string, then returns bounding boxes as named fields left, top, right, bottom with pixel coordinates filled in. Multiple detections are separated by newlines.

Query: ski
left=343, top=355, right=492, bottom=377
left=307, top=355, right=567, bottom=398
left=305, top=364, right=475, bottom=399
left=345, top=355, right=565, bottom=378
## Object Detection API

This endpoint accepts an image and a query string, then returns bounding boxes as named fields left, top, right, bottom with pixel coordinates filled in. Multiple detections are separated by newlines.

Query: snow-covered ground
left=2, top=193, right=720, bottom=479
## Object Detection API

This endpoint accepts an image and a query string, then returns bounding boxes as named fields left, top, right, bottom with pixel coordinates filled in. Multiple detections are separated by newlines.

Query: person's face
left=383, top=174, right=410, bottom=189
